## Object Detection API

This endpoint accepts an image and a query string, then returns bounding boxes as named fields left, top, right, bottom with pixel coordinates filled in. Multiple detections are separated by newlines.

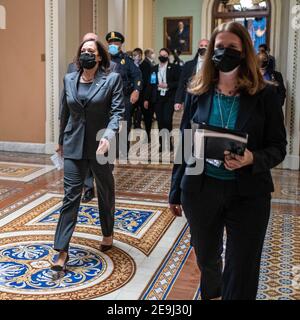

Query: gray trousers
left=54, top=158, right=115, bottom=252
left=84, top=168, right=94, bottom=191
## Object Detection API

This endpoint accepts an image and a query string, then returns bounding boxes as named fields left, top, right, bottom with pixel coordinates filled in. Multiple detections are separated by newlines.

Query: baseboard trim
left=0, top=142, right=46, bottom=154
left=282, top=155, right=300, bottom=170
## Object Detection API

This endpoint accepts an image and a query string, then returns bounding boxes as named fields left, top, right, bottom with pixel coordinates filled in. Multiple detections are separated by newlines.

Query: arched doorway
left=201, top=0, right=281, bottom=64
left=212, top=0, right=271, bottom=52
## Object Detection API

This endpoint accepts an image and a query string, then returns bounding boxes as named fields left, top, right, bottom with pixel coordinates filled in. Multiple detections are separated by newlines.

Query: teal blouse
left=205, top=92, right=240, bottom=180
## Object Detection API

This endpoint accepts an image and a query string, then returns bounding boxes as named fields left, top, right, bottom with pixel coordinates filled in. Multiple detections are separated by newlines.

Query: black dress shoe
left=51, top=254, right=69, bottom=272
left=81, top=189, right=95, bottom=203
left=99, top=244, right=113, bottom=252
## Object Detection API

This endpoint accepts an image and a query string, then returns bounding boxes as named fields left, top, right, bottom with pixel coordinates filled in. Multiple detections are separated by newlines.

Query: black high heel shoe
left=51, top=253, right=69, bottom=272
left=100, top=234, right=114, bottom=252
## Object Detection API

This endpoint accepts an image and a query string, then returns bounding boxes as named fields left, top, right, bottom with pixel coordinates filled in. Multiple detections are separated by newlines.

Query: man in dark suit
left=168, top=21, right=189, bottom=53
left=135, top=48, right=156, bottom=141
left=174, top=39, right=209, bottom=112
left=106, top=31, right=143, bottom=157
left=258, top=44, right=276, bottom=74
left=144, top=48, right=181, bottom=152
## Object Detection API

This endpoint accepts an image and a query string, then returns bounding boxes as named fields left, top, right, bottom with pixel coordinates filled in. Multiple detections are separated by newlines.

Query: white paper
left=50, top=152, right=64, bottom=171
left=194, top=130, right=205, bottom=160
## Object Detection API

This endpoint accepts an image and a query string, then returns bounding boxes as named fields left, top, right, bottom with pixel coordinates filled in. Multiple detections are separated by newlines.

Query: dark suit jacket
left=271, top=71, right=286, bottom=107
left=174, top=56, right=198, bottom=104
left=169, top=84, right=287, bottom=204
left=145, top=63, right=181, bottom=104
left=140, top=58, right=153, bottom=93
left=59, top=70, right=125, bottom=160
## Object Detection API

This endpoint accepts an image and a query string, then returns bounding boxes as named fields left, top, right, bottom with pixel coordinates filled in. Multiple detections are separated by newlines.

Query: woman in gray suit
left=52, top=39, right=124, bottom=271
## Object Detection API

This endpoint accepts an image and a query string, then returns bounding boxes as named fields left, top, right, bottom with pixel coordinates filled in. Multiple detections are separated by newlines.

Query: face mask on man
left=260, top=59, right=269, bottom=69
left=212, top=47, right=242, bottom=73
left=108, top=44, right=119, bottom=56
left=79, top=53, right=97, bottom=69
left=198, top=48, right=207, bottom=56
left=158, top=56, right=169, bottom=63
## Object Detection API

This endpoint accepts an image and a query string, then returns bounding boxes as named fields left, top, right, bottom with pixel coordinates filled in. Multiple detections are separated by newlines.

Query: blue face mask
left=108, top=44, right=119, bottom=56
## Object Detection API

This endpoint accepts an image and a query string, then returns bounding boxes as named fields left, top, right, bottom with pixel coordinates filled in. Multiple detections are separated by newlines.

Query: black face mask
left=212, top=48, right=242, bottom=73
left=198, top=48, right=207, bottom=56
left=260, top=59, right=269, bottom=69
left=79, top=53, right=97, bottom=70
left=158, top=56, right=169, bottom=63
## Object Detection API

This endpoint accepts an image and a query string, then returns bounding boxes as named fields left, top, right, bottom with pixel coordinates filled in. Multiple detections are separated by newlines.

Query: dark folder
left=192, top=122, right=248, bottom=161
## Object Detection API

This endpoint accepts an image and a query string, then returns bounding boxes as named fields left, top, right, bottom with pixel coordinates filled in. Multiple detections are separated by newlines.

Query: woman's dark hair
left=75, top=39, right=111, bottom=73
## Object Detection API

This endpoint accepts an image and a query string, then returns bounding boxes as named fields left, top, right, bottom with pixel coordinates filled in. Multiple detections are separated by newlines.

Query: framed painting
left=164, top=16, right=193, bottom=55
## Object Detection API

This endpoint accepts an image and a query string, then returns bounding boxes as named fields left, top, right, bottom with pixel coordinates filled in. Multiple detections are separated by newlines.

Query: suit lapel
left=194, top=88, right=214, bottom=124
left=83, top=71, right=107, bottom=107
left=193, top=89, right=259, bottom=131
left=235, top=92, right=258, bottom=131
left=70, top=72, right=82, bottom=106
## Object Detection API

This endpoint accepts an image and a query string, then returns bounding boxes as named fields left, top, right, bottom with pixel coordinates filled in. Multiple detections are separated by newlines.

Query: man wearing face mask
left=144, top=48, right=180, bottom=152
left=257, top=52, right=286, bottom=107
left=174, top=39, right=209, bottom=111
left=106, top=32, right=143, bottom=157
left=258, top=44, right=276, bottom=74
left=131, top=48, right=144, bottom=130
left=138, top=49, right=156, bottom=141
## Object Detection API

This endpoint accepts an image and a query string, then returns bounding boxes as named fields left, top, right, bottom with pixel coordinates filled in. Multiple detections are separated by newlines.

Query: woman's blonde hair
left=188, top=22, right=266, bottom=96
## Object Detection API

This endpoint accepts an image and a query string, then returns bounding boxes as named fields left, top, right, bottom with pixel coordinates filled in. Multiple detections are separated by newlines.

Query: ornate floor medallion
left=0, top=235, right=135, bottom=300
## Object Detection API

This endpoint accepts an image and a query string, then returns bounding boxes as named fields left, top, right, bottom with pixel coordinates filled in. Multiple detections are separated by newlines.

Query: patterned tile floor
left=0, top=135, right=299, bottom=300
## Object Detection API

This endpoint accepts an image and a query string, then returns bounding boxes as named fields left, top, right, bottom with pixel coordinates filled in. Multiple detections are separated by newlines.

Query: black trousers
left=132, top=96, right=153, bottom=140
left=141, top=105, right=154, bottom=141
left=181, top=175, right=271, bottom=300
left=54, top=159, right=115, bottom=252
left=154, top=95, right=174, bottom=133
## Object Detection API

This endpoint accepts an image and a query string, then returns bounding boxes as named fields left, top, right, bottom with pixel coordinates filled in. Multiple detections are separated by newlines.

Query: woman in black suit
left=169, top=22, right=287, bottom=300
left=144, top=48, right=181, bottom=152
left=52, top=39, right=124, bottom=271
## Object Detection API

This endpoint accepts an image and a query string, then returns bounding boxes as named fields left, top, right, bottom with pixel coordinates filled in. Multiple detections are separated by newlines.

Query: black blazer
left=139, top=58, right=153, bottom=93
left=174, top=56, right=198, bottom=104
left=59, top=70, right=125, bottom=160
left=270, top=71, right=286, bottom=107
left=145, top=63, right=181, bottom=103
left=169, top=84, right=287, bottom=204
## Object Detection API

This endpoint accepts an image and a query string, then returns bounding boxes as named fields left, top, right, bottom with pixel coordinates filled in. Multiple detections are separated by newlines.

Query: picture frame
left=164, top=16, right=193, bottom=55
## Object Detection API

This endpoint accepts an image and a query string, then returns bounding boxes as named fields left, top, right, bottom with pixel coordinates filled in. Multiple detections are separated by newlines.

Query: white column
left=108, top=0, right=125, bottom=34
left=45, top=0, right=67, bottom=154
left=137, top=0, right=144, bottom=48
left=283, top=0, right=300, bottom=169
left=97, top=0, right=108, bottom=42
left=0, top=5, right=6, bottom=30
left=66, top=0, right=80, bottom=64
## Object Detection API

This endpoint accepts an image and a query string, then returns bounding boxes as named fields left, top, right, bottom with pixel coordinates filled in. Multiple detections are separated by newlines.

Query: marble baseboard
left=0, top=142, right=46, bottom=154
left=282, top=155, right=300, bottom=170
